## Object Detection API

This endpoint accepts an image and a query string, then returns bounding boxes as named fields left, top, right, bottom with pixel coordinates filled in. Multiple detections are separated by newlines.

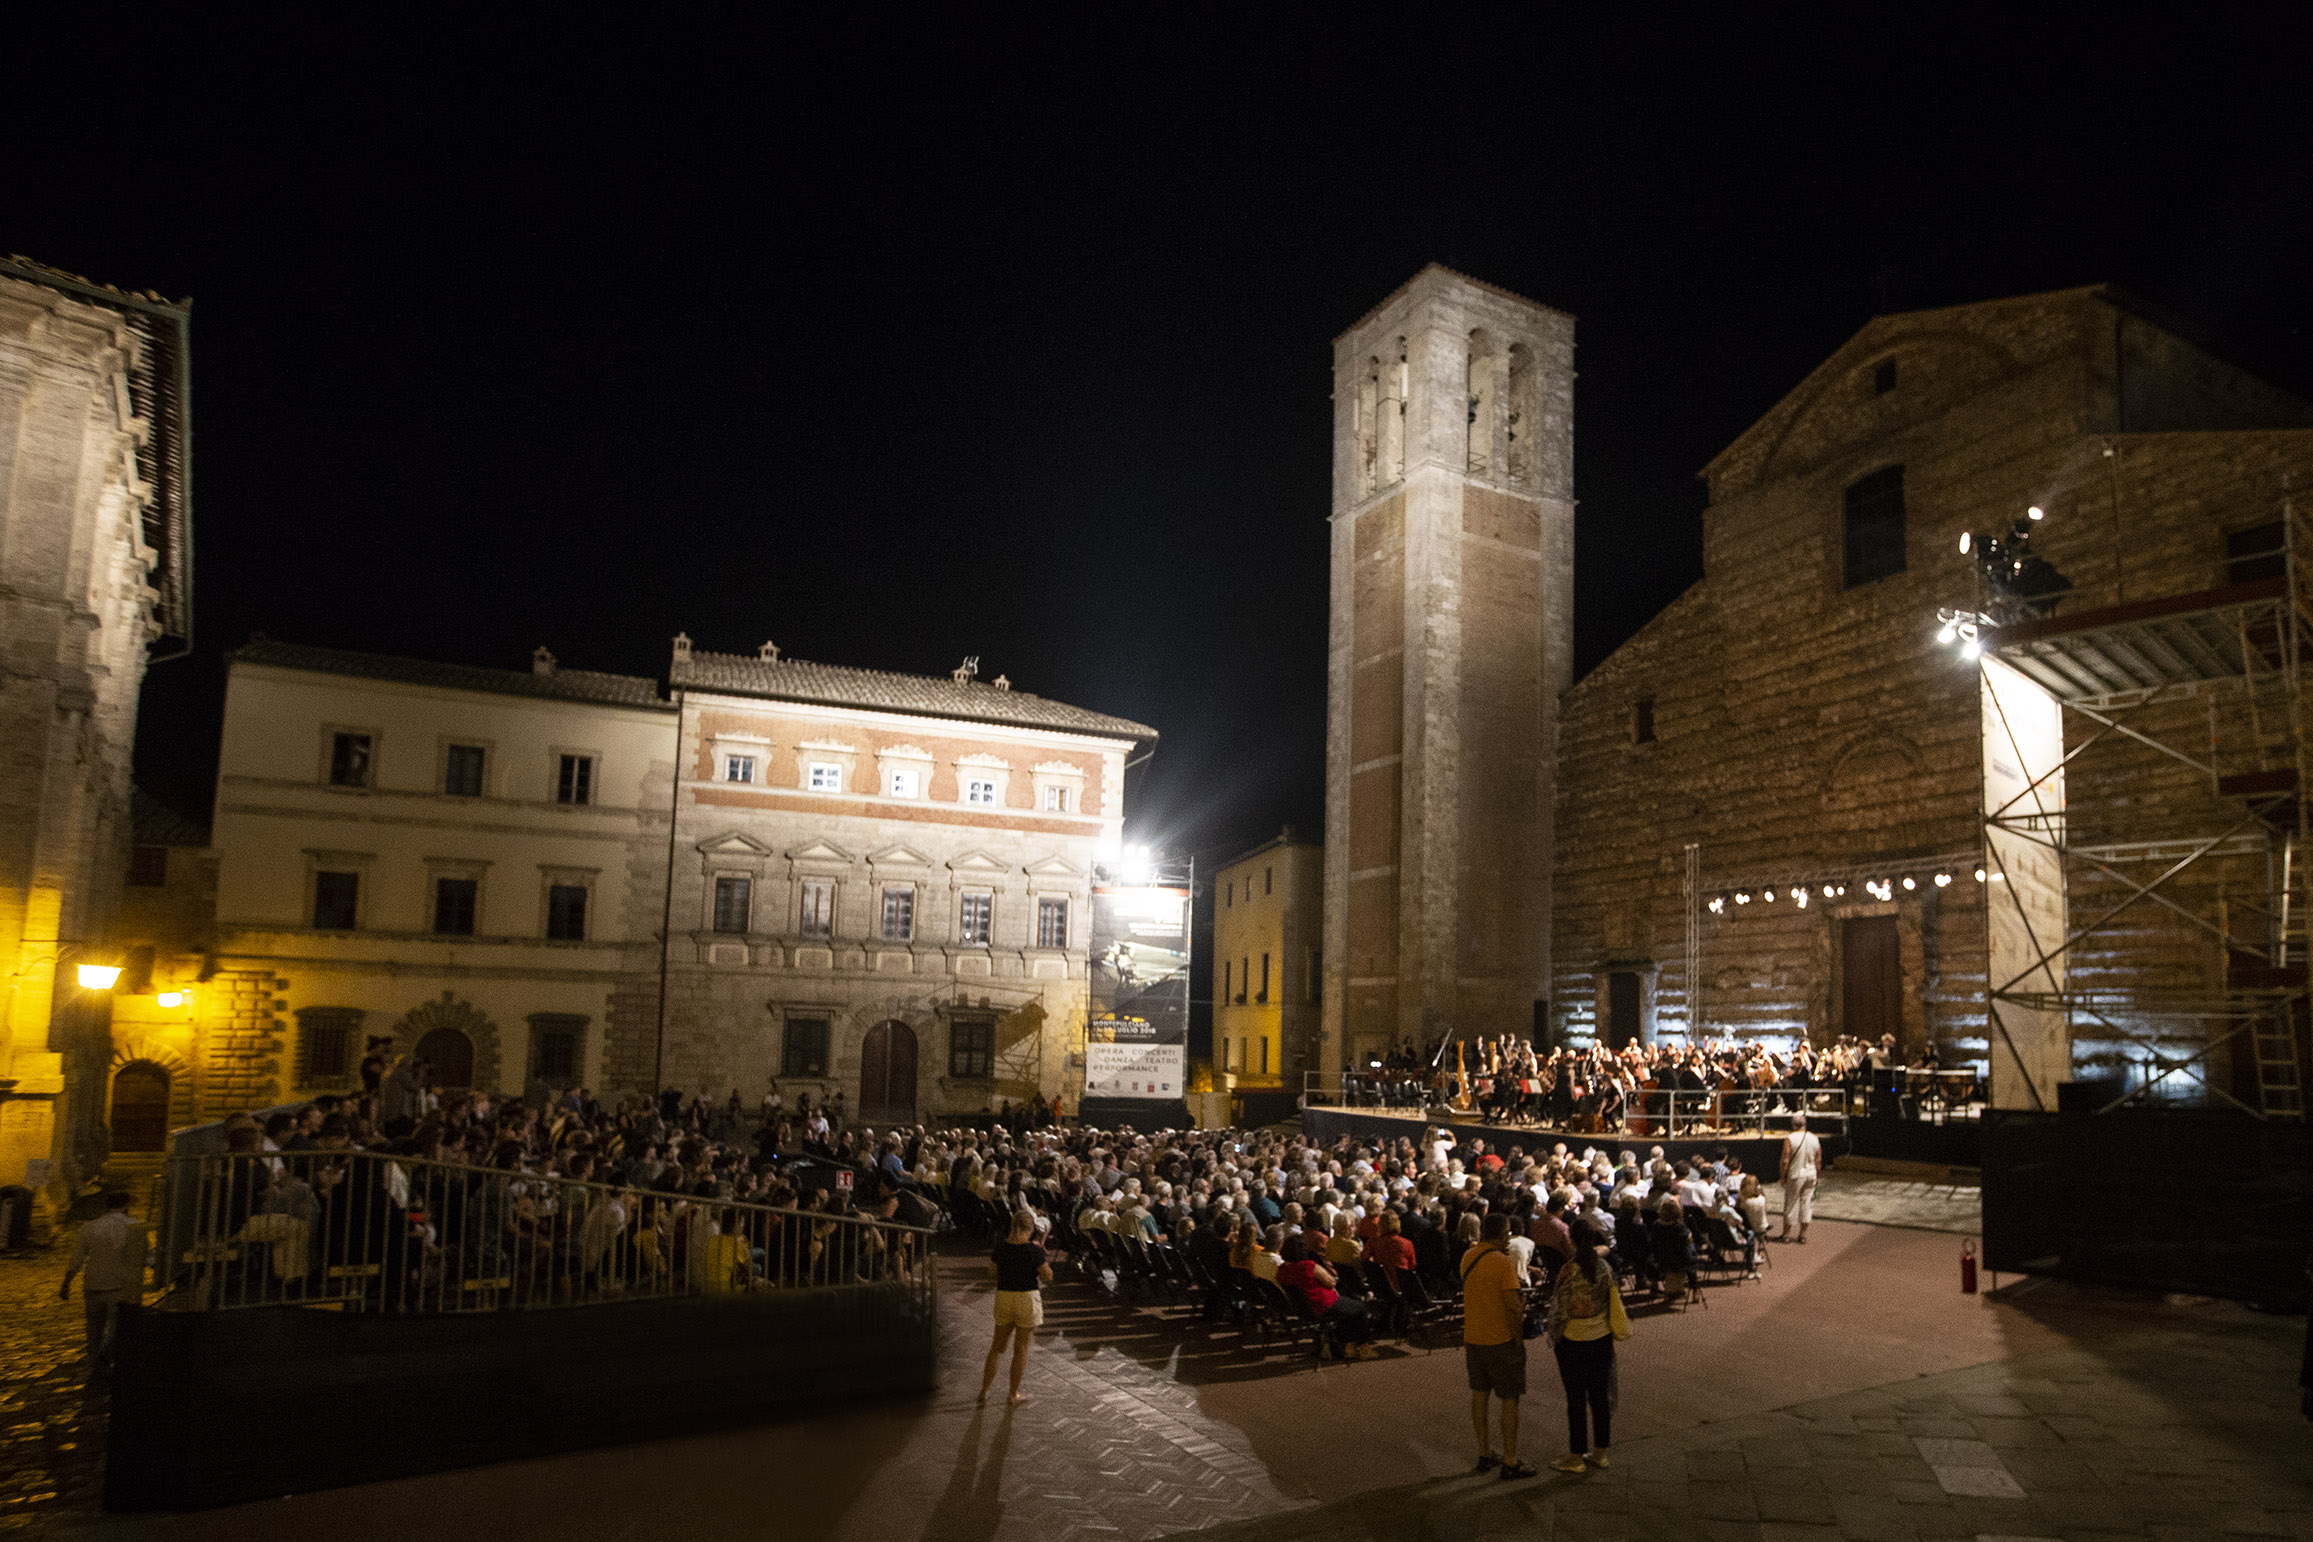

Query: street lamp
left=75, top=963, right=121, bottom=990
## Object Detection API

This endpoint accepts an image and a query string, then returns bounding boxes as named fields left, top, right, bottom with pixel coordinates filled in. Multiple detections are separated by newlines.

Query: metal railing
left=153, top=1150, right=935, bottom=1318
left=1301, top=1071, right=1870, bottom=1137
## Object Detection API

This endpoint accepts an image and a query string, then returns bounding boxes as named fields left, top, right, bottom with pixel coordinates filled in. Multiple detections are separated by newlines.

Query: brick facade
left=1552, top=287, right=2313, bottom=1087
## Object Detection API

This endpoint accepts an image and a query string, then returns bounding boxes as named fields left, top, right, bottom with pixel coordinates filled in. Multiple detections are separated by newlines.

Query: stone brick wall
left=1554, top=286, right=2313, bottom=1091
left=192, top=969, right=289, bottom=1119
left=1324, top=266, right=1574, bottom=1069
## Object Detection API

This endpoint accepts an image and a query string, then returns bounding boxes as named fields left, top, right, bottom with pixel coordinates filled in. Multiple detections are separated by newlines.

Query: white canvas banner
left=1981, top=656, right=2069, bottom=1109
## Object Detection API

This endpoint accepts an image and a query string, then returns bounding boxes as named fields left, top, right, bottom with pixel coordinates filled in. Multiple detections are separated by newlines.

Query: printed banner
left=1981, top=656, right=2069, bottom=1110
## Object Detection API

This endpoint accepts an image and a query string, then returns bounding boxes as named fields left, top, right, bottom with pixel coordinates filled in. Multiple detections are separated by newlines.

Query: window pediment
left=695, top=832, right=776, bottom=857
left=1023, top=853, right=1084, bottom=879
left=948, top=849, right=1009, bottom=874
left=868, top=843, right=935, bottom=868
left=788, top=838, right=854, bottom=866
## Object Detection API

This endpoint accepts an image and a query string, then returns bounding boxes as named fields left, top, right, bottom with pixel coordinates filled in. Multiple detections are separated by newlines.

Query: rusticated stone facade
left=1553, top=286, right=2313, bottom=1089
left=1322, top=266, right=1574, bottom=1069
left=0, top=258, right=191, bottom=1202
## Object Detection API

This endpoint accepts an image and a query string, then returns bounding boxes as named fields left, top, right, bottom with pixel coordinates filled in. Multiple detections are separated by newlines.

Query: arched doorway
left=111, top=1061, right=172, bottom=1153
left=414, top=1027, right=475, bottom=1090
left=859, top=1020, right=918, bottom=1124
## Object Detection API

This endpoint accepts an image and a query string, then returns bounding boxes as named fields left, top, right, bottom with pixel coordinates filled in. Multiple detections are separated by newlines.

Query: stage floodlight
left=77, top=964, right=120, bottom=990
left=1961, top=636, right=1982, bottom=659
left=2027, top=505, right=2044, bottom=521
left=1934, top=871, right=1952, bottom=887
left=1936, top=622, right=1958, bottom=644
left=1974, top=867, right=1987, bottom=882
left=1901, top=875, right=1917, bottom=891
left=1795, top=889, right=1809, bottom=908
left=1958, top=531, right=1972, bottom=554
left=1734, top=890, right=1750, bottom=905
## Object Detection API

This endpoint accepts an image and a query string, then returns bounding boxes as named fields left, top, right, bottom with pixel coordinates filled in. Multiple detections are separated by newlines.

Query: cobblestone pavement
left=0, top=1235, right=107, bottom=1532
left=1808, top=1172, right=1981, bottom=1234
left=1180, top=1280, right=2312, bottom=1542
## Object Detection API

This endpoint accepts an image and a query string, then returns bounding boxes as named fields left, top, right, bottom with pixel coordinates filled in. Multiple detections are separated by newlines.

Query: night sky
left=14, top=10, right=2310, bottom=867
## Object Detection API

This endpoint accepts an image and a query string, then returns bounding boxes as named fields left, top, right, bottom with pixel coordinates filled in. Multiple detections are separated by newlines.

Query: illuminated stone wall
left=1553, top=286, right=2313, bottom=1088
left=0, top=271, right=180, bottom=1198
left=1323, top=267, right=1575, bottom=1068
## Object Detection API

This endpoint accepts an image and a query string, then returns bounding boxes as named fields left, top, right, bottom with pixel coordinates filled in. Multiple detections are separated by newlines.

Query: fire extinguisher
left=1960, top=1239, right=1978, bottom=1294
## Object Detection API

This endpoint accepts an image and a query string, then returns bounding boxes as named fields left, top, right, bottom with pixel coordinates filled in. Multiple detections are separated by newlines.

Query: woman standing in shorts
left=980, top=1208, right=1052, bottom=1407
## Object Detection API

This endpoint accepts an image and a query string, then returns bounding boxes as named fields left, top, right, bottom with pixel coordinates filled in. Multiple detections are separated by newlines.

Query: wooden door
left=111, top=1062, right=172, bottom=1152
left=415, top=1027, right=475, bottom=1090
left=859, top=1020, right=918, bottom=1124
left=1607, top=972, right=1641, bottom=1049
left=1842, top=915, right=1903, bottom=1046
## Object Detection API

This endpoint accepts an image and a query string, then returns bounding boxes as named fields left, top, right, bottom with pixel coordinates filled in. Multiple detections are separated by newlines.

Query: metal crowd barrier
left=152, top=1150, right=934, bottom=1318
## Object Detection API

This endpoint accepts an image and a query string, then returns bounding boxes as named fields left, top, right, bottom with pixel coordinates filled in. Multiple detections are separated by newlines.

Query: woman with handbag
left=1547, top=1221, right=1631, bottom=1473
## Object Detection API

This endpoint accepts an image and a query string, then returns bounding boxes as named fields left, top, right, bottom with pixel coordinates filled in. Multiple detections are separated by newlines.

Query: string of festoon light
left=1703, top=851, right=1996, bottom=916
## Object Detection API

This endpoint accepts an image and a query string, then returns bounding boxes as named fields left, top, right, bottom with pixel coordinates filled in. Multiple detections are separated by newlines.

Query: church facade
left=1550, top=286, right=2313, bottom=1083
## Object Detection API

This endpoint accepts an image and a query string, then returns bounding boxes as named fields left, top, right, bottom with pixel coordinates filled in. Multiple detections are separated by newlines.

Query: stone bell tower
left=1320, top=266, right=1574, bottom=1069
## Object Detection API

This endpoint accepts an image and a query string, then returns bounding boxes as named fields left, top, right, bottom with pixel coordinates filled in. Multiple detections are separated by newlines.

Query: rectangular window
left=782, top=1017, right=830, bottom=1078
left=1035, top=896, right=1068, bottom=948
left=798, top=880, right=833, bottom=938
left=1264, top=866, right=1272, bottom=895
left=296, top=1007, right=360, bottom=1087
left=713, top=876, right=752, bottom=934
left=1258, top=952, right=1270, bottom=1004
left=546, top=884, right=589, bottom=941
left=966, top=778, right=997, bottom=806
left=329, top=732, right=372, bottom=788
left=313, top=870, right=360, bottom=930
left=529, top=1016, right=584, bottom=1084
left=881, top=887, right=915, bottom=941
left=887, top=766, right=919, bottom=798
left=725, top=754, right=756, bottom=784
left=1042, top=785, right=1069, bottom=812
left=557, top=754, right=593, bottom=805
left=1238, top=957, right=1249, bottom=1004
left=444, top=744, right=486, bottom=797
left=1873, top=357, right=1898, bottom=395
left=1225, top=881, right=1233, bottom=908
left=808, top=762, right=841, bottom=791
left=1224, top=960, right=1232, bottom=1001
left=1632, top=696, right=1657, bottom=745
left=2227, top=520, right=2285, bottom=585
left=128, top=845, right=170, bottom=887
left=1309, top=948, right=1322, bottom=1005
left=1259, top=1037, right=1269, bottom=1075
left=433, top=877, right=478, bottom=936
left=959, top=892, right=992, bottom=945
left=949, top=1017, right=995, bottom=1079
left=1842, top=465, right=1907, bottom=588
left=1221, top=1036, right=1230, bottom=1071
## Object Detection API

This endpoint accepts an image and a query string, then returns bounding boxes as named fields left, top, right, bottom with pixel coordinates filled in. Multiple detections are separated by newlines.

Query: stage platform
left=1300, top=1105, right=1841, bottom=1176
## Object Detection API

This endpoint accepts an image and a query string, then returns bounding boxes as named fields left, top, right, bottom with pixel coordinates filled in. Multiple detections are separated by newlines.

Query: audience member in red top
left=1361, top=1209, right=1417, bottom=1278
left=1276, top=1234, right=1378, bottom=1360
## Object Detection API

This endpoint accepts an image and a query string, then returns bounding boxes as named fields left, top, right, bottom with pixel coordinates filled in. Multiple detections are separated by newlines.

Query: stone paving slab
left=1172, top=1284, right=2309, bottom=1542
left=1807, top=1173, right=1982, bottom=1235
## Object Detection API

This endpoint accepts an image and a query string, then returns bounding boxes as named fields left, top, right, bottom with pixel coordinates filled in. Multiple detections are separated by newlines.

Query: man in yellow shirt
left=1461, top=1213, right=1534, bottom=1480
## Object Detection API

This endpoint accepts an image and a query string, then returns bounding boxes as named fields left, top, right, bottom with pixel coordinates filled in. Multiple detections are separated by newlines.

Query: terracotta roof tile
left=672, top=650, right=1156, bottom=742
left=231, top=640, right=668, bottom=708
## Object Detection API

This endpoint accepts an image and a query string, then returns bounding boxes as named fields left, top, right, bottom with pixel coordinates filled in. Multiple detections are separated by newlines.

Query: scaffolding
left=1982, top=498, right=2310, bottom=1118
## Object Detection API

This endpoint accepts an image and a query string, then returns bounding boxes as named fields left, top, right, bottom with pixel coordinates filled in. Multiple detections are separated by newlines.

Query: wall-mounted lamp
left=77, top=964, right=122, bottom=990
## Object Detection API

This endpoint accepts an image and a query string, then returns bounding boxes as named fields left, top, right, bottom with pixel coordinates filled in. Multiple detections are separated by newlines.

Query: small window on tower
left=1873, top=358, right=1898, bottom=395
left=725, top=755, right=756, bottom=785
left=1631, top=696, right=1657, bottom=745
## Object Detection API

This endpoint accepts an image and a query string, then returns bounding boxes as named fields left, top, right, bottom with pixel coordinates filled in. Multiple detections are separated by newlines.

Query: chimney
left=758, top=640, right=781, bottom=661
left=672, top=632, right=692, bottom=665
left=532, top=646, right=557, bottom=676
left=951, top=655, right=980, bottom=685
left=992, top=674, right=1011, bottom=692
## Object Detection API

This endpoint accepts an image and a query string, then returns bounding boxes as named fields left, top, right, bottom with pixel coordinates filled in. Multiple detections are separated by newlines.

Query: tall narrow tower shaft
left=1321, top=266, right=1574, bottom=1067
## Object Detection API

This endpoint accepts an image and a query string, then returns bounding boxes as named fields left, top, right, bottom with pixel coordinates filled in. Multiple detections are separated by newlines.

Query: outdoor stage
left=1300, top=1104, right=1830, bottom=1174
